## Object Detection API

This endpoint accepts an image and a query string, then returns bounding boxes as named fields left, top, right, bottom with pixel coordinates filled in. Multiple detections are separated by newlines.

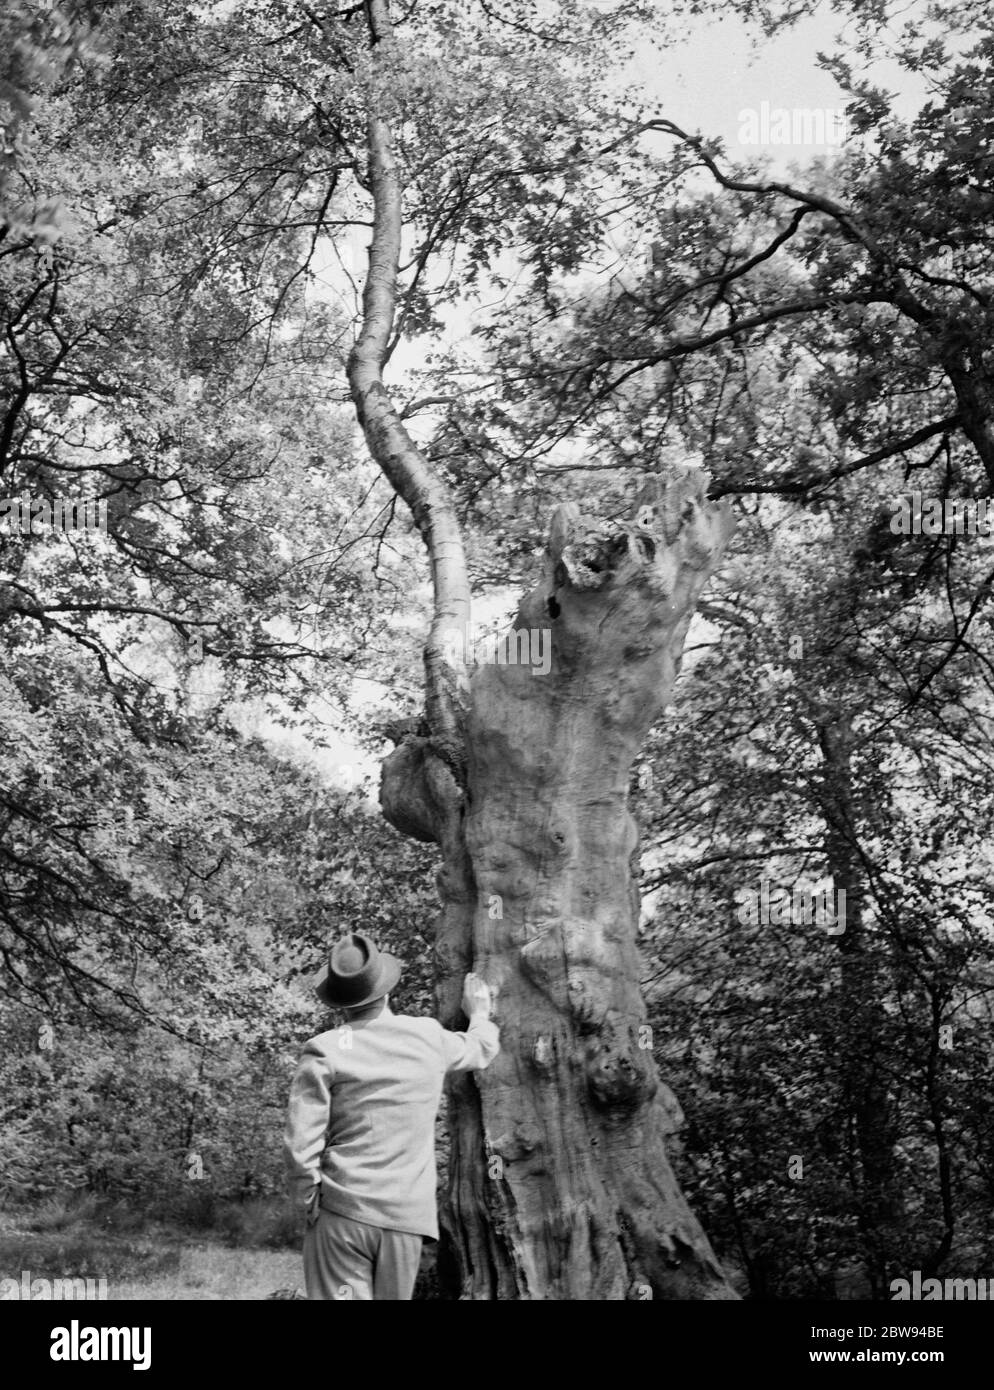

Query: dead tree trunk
left=450, top=485, right=737, bottom=1298
left=380, top=482, right=739, bottom=1298
left=349, top=0, right=738, bottom=1299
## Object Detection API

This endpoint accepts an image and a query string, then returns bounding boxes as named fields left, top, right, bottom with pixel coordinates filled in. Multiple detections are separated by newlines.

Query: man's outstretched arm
left=441, top=972, right=500, bottom=1073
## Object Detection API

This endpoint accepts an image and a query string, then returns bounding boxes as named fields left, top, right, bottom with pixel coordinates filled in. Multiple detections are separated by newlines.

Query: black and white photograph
left=1, top=0, right=991, bottom=1353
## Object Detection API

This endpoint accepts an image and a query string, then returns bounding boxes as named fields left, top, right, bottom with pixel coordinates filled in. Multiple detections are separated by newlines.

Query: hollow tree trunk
left=382, top=475, right=739, bottom=1298
left=351, top=0, right=737, bottom=1299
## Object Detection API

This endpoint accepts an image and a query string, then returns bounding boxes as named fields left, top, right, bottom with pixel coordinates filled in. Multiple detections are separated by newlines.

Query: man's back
left=285, top=1005, right=499, bottom=1240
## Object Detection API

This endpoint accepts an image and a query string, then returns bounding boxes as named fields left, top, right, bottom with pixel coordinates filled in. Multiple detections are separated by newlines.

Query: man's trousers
left=304, top=1208, right=422, bottom=1301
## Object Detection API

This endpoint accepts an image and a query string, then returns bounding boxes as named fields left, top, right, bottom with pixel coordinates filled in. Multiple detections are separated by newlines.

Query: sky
left=626, top=1, right=933, bottom=161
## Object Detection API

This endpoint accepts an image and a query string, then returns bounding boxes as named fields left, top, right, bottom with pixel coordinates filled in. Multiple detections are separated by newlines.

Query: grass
left=0, top=1192, right=305, bottom=1300
left=0, top=1227, right=181, bottom=1284
left=0, top=1190, right=444, bottom=1298
left=110, top=1245, right=303, bottom=1300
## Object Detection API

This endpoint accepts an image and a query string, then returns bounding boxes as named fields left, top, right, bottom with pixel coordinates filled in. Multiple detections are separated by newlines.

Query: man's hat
left=315, top=932, right=402, bottom=1009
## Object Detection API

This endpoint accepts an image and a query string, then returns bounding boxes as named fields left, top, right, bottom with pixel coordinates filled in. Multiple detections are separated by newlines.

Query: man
left=283, top=931, right=500, bottom=1301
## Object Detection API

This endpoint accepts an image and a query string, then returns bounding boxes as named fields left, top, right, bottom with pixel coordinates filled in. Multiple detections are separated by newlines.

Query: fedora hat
left=315, top=932, right=402, bottom=1009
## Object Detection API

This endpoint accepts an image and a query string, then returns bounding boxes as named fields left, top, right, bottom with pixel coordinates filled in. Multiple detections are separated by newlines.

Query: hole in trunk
left=547, top=595, right=561, bottom=619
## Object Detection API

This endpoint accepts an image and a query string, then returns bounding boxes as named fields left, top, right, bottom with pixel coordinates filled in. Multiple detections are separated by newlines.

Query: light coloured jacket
left=283, top=1005, right=500, bottom=1239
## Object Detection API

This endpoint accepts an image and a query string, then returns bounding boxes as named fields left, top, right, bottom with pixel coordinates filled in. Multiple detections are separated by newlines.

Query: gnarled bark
left=381, top=475, right=739, bottom=1297
left=444, top=473, right=736, bottom=1298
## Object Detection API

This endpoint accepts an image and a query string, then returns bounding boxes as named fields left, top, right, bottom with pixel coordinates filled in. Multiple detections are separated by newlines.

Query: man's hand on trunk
left=461, top=972, right=492, bottom=1021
